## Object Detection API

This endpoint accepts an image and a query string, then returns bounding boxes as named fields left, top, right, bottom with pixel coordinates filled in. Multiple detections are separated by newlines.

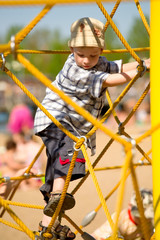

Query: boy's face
left=70, top=47, right=103, bottom=70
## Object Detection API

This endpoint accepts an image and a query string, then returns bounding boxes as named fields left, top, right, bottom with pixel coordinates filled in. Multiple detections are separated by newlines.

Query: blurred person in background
left=92, top=189, right=154, bottom=240
left=0, top=104, right=46, bottom=196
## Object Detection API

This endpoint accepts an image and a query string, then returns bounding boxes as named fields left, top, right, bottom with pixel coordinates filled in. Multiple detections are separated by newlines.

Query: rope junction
left=0, top=1, right=155, bottom=240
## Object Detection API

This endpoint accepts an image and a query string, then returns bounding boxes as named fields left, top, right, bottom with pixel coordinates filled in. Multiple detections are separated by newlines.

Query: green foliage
left=127, top=15, right=150, bottom=58
left=4, top=25, right=23, bottom=42
left=103, top=24, right=130, bottom=64
left=103, top=15, right=150, bottom=63
left=21, top=29, right=69, bottom=78
left=127, top=15, right=150, bottom=47
left=0, top=26, right=24, bottom=75
left=47, top=30, right=69, bottom=78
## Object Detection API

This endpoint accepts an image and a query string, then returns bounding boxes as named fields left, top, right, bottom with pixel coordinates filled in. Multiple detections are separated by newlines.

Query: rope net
left=0, top=1, right=154, bottom=240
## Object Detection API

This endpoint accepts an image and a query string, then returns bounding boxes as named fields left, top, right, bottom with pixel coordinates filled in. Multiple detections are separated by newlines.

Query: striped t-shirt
left=34, top=53, right=122, bottom=155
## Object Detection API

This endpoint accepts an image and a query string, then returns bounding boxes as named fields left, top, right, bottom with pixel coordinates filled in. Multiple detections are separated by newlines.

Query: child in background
left=92, top=189, right=154, bottom=240
left=34, top=17, right=150, bottom=239
left=0, top=137, right=43, bottom=198
left=7, top=104, right=34, bottom=137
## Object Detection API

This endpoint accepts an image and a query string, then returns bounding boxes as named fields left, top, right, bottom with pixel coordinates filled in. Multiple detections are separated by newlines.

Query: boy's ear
left=100, top=48, right=103, bottom=54
left=70, top=47, right=74, bottom=53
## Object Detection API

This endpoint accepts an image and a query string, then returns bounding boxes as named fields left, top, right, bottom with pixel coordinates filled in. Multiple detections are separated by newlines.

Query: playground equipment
left=0, top=0, right=159, bottom=239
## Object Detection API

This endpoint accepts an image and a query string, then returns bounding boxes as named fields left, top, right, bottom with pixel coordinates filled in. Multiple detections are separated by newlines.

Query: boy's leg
left=43, top=176, right=75, bottom=217
left=42, top=176, right=66, bottom=226
left=35, top=123, right=84, bottom=239
left=37, top=177, right=76, bottom=239
left=41, top=213, right=52, bottom=227
left=52, top=176, right=66, bottom=192
left=37, top=215, right=75, bottom=240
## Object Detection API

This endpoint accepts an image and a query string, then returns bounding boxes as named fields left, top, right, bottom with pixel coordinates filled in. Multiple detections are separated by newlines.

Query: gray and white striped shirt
left=34, top=53, right=122, bottom=155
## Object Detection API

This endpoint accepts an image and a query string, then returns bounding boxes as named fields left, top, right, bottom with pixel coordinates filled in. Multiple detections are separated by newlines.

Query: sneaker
left=43, top=192, right=75, bottom=217
left=35, top=220, right=76, bottom=240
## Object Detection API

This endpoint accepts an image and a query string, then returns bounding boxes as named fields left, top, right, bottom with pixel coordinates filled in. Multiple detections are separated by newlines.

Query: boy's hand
left=144, top=58, right=150, bottom=69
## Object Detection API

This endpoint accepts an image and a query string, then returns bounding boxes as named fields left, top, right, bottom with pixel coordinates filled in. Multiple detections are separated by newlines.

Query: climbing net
left=0, top=0, right=157, bottom=240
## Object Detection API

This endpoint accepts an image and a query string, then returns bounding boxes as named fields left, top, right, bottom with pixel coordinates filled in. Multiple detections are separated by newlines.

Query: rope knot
left=0, top=53, right=6, bottom=71
left=118, top=122, right=125, bottom=135
left=4, top=176, right=11, bottom=182
left=42, top=232, right=53, bottom=239
left=10, top=35, right=17, bottom=59
left=74, top=136, right=87, bottom=151
left=24, top=173, right=32, bottom=179
left=136, top=60, right=147, bottom=77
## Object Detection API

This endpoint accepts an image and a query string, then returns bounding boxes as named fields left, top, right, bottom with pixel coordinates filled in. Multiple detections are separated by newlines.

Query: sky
left=0, top=1, right=150, bottom=42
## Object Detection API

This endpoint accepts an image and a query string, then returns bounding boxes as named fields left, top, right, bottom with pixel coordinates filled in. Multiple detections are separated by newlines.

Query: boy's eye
left=91, top=55, right=97, bottom=58
left=77, top=53, right=84, bottom=57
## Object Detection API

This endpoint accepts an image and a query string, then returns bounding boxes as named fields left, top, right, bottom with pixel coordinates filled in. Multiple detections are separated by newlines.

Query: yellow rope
left=105, top=82, right=150, bottom=136
left=25, top=144, right=45, bottom=173
left=0, top=0, right=130, bottom=5
left=130, top=161, right=151, bottom=240
left=86, top=70, right=141, bottom=140
left=151, top=233, right=155, bottom=240
left=71, top=137, right=114, bottom=195
left=104, top=0, right=121, bottom=31
left=111, top=147, right=133, bottom=239
left=0, top=196, right=35, bottom=239
left=134, top=0, right=150, bottom=36
left=63, top=213, right=84, bottom=235
left=0, top=1, right=153, bottom=239
left=94, top=149, right=152, bottom=214
left=4, top=200, right=43, bottom=209
left=1, top=5, right=54, bottom=58
left=0, top=144, right=45, bottom=217
left=81, top=144, right=115, bottom=232
left=2, top=61, right=78, bottom=144
left=136, top=123, right=160, bottom=144
left=0, top=43, right=11, bottom=54
left=122, top=83, right=150, bottom=126
left=88, top=162, right=150, bottom=172
left=96, top=0, right=142, bottom=63
left=17, top=54, right=129, bottom=147
left=106, top=89, right=121, bottom=125
left=0, top=218, right=26, bottom=232
left=2, top=46, right=148, bottom=55
left=74, top=150, right=151, bottom=232
left=123, top=131, right=152, bottom=164
left=16, top=5, right=53, bottom=45
left=0, top=174, right=44, bottom=184
left=45, top=150, right=79, bottom=235
left=103, top=82, right=152, bottom=165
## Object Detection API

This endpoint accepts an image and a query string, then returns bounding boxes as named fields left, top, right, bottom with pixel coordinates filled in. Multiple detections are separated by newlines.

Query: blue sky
left=0, top=2, right=150, bottom=41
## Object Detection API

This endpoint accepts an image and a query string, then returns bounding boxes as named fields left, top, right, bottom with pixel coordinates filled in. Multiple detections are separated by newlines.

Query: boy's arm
left=102, top=69, right=137, bottom=88
left=102, top=58, right=150, bottom=88
left=122, top=58, right=150, bottom=72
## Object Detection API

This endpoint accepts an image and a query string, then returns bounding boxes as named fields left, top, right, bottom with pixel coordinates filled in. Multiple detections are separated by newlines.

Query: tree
left=127, top=15, right=150, bottom=59
left=4, top=25, right=23, bottom=42
left=103, top=16, right=150, bottom=63
left=21, top=28, right=68, bottom=77
left=104, top=24, right=130, bottom=64
left=47, top=30, right=69, bottom=78
left=22, top=29, right=52, bottom=76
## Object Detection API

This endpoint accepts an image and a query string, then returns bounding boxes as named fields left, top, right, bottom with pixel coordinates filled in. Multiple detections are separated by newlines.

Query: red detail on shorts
left=59, top=156, right=85, bottom=165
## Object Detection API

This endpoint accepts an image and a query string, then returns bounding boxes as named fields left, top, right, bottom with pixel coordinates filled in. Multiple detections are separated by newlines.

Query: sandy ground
left=0, top=123, right=153, bottom=240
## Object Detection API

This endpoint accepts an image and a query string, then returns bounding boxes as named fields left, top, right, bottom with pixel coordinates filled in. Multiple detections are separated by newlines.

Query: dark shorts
left=36, top=122, right=86, bottom=198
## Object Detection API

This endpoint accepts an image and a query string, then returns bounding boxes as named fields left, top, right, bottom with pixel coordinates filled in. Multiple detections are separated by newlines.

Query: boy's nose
left=83, top=57, right=90, bottom=64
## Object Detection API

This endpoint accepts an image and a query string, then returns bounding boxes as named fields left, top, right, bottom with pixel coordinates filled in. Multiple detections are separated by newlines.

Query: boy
left=34, top=17, right=150, bottom=239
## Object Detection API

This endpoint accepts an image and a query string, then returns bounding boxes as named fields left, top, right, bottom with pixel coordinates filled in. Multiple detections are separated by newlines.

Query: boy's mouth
left=83, top=65, right=91, bottom=69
